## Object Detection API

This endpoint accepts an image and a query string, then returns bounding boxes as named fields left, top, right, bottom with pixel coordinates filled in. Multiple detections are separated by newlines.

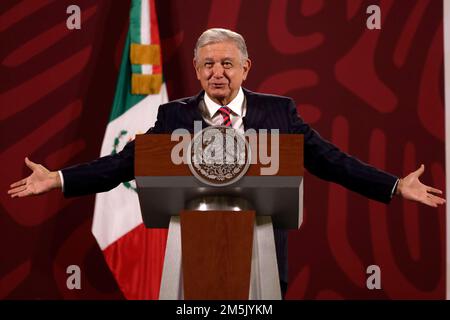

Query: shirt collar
left=204, top=87, right=244, bottom=118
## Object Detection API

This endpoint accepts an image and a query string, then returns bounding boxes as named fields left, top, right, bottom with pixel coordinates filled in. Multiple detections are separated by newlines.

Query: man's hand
left=7, top=157, right=61, bottom=198
left=396, top=164, right=445, bottom=207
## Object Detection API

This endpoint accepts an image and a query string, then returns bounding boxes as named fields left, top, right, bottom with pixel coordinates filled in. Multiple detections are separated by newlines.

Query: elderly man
left=8, top=28, right=446, bottom=296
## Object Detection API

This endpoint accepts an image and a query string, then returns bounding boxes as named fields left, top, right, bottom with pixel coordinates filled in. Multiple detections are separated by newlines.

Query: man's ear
left=242, top=58, right=252, bottom=81
left=193, top=58, right=201, bottom=80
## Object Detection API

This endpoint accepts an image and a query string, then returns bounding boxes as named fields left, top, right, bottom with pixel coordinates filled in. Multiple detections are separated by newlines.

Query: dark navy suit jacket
left=62, top=88, right=398, bottom=285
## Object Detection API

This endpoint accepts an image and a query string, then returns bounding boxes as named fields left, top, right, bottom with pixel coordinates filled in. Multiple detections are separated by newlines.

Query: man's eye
left=204, top=62, right=213, bottom=68
left=223, top=62, right=232, bottom=68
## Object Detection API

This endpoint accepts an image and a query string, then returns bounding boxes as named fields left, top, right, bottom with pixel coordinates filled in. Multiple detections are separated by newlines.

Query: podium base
left=159, top=215, right=282, bottom=300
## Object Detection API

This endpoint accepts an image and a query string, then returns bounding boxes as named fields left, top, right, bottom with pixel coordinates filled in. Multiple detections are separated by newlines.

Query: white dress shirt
left=200, top=86, right=246, bottom=133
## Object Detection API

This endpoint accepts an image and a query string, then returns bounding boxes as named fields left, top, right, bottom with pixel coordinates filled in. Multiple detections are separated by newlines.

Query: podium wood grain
left=180, top=210, right=255, bottom=300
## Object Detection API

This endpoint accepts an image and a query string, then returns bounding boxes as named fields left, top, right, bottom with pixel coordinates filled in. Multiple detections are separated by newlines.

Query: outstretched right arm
left=8, top=103, right=167, bottom=198
left=8, top=140, right=135, bottom=198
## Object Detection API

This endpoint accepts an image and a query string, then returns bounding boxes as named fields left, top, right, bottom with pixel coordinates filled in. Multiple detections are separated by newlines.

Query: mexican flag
left=91, top=0, right=168, bottom=299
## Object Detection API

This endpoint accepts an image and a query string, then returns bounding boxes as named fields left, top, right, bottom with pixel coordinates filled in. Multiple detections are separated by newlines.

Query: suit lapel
left=243, top=88, right=266, bottom=131
left=183, top=91, right=209, bottom=131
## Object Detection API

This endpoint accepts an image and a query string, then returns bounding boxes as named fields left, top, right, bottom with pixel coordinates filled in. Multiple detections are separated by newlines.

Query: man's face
left=194, top=41, right=251, bottom=106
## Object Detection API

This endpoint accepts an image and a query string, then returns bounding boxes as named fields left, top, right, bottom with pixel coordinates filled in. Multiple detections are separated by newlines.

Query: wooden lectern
left=135, top=133, right=303, bottom=300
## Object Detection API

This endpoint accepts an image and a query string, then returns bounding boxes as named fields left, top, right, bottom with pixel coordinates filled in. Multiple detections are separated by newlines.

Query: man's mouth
left=210, top=83, right=227, bottom=88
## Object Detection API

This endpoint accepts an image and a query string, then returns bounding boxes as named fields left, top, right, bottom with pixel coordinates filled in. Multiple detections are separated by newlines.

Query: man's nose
left=212, top=64, right=224, bottom=78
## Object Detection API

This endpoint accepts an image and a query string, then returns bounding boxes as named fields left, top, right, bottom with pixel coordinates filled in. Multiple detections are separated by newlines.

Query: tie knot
left=218, top=106, right=231, bottom=116
left=218, top=106, right=232, bottom=127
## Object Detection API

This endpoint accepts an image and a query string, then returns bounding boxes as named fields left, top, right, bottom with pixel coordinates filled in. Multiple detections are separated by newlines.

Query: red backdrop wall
left=0, top=0, right=445, bottom=299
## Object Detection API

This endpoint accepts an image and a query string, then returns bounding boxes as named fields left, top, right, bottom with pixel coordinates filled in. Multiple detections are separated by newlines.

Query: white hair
left=194, top=28, right=249, bottom=63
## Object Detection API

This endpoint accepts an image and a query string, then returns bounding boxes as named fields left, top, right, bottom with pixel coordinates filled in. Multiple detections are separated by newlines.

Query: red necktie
left=218, top=106, right=232, bottom=127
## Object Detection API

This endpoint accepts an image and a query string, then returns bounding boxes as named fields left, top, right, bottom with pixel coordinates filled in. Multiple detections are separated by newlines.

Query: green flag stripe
left=108, top=30, right=146, bottom=122
left=129, top=0, right=141, bottom=45
left=131, top=64, right=142, bottom=74
left=130, top=0, right=143, bottom=74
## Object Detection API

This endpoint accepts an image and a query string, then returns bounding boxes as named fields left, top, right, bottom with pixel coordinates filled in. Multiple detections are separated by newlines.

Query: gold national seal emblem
left=188, top=126, right=251, bottom=186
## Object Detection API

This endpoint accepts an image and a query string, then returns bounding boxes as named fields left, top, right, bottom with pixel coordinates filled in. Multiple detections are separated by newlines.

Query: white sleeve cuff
left=391, top=178, right=399, bottom=198
left=58, top=170, right=65, bottom=193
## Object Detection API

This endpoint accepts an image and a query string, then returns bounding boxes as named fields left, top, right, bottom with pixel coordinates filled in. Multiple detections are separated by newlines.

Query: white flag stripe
left=93, top=186, right=142, bottom=250
left=140, top=0, right=150, bottom=44
left=142, top=64, right=152, bottom=74
left=92, top=84, right=168, bottom=249
left=140, top=0, right=152, bottom=75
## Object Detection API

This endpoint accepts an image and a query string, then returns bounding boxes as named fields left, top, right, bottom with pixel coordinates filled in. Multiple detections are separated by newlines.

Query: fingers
left=8, top=185, right=27, bottom=196
left=427, top=186, right=443, bottom=195
left=421, top=194, right=437, bottom=207
left=8, top=185, right=36, bottom=198
left=25, top=157, right=38, bottom=170
left=14, top=189, right=34, bottom=198
left=422, top=193, right=446, bottom=207
left=10, top=178, right=27, bottom=188
left=428, top=194, right=446, bottom=205
left=422, top=199, right=437, bottom=208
